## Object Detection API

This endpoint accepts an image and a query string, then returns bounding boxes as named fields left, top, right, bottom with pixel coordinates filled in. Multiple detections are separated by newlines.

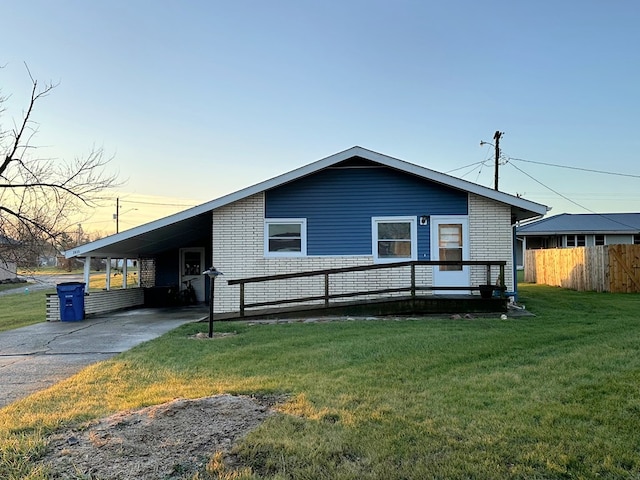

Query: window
left=438, top=223, right=463, bottom=271
left=595, top=235, right=605, bottom=246
left=634, top=234, right=640, bottom=245
left=265, top=219, right=306, bottom=256
left=566, top=235, right=586, bottom=247
left=372, top=217, right=417, bottom=263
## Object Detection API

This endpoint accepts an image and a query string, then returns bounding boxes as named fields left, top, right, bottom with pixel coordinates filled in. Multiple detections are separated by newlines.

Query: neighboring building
left=0, top=235, right=18, bottom=281
left=516, top=213, right=640, bottom=267
left=65, top=146, right=548, bottom=315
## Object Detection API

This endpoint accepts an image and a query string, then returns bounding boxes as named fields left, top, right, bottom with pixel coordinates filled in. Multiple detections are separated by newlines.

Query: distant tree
left=0, top=65, right=119, bottom=274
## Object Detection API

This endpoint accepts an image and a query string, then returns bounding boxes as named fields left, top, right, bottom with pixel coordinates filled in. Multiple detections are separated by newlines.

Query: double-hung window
left=372, top=217, right=417, bottom=263
left=265, top=219, right=306, bottom=257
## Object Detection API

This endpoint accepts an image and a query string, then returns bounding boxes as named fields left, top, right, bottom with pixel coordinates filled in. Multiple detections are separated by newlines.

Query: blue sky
left=3, top=1, right=639, bottom=232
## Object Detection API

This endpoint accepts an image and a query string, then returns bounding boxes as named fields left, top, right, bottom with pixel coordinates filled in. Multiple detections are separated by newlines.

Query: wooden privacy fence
left=525, top=244, right=640, bottom=293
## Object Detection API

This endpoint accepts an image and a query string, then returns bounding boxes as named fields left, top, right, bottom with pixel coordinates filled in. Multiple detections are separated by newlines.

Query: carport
left=53, top=207, right=213, bottom=321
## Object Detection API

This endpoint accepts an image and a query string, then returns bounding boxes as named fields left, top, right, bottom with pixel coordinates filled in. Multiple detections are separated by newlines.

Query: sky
left=2, top=1, right=639, bottom=234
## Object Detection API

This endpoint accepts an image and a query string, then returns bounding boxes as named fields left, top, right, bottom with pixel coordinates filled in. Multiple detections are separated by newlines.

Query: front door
left=179, top=247, right=205, bottom=302
left=430, top=216, right=470, bottom=293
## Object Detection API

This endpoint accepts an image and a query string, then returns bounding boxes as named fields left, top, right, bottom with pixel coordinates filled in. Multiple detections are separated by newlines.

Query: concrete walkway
left=0, top=306, right=208, bottom=408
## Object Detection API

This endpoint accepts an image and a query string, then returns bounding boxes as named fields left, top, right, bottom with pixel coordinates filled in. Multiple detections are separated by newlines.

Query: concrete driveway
left=0, top=306, right=208, bottom=408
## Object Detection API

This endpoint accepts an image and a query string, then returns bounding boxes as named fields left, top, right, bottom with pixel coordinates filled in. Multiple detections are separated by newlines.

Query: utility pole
left=493, top=130, right=503, bottom=191
left=113, top=197, right=120, bottom=233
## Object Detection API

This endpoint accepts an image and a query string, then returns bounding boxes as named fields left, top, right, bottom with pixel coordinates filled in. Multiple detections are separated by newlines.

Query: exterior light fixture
left=202, top=267, right=224, bottom=338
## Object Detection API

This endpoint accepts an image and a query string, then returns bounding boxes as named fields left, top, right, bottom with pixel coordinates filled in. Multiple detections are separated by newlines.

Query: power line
left=445, top=160, right=487, bottom=175
left=91, top=196, right=201, bottom=208
left=507, top=162, right=640, bottom=231
left=508, top=157, right=640, bottom=179
left=508, top=163, right=594, bottom=212
left=117, top=199, right=200, bottom=207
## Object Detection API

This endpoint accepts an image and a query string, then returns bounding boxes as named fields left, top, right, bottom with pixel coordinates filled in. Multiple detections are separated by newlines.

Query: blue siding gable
left=265, top=165, right=468, bottom=257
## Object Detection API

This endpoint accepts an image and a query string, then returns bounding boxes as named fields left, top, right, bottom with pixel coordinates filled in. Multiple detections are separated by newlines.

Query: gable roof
left=517, top=213, right=640, bottom=236
left=66, top=146, right=549, bottom=258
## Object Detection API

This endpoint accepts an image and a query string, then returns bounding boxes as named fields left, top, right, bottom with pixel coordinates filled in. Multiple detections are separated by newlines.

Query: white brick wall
left=468, top=194, right=514, bottom=291
left=211, top=193, right=418, bottom=313
left=46, top=288, right=145, bottom=321
left=211, top=192, right=514, bottom=313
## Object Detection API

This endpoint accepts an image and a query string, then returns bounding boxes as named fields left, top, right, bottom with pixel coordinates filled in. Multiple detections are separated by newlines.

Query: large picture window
left=372, top=217, right=417, bottom=263
left=265, top=219, right=307, bottom=257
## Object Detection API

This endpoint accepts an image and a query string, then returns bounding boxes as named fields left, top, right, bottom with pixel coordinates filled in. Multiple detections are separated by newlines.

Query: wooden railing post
left=411, top=263, right=416, bottom=297
left=239, top=282, right=245, bottom=317
left=486, top=264, right=491, bottom=285
left=324, top=273, right=330, bottom=305
left=499, top=264, right=505, bottom=298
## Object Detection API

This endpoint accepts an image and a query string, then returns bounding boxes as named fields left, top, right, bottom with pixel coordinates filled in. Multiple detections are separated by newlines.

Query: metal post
left=208, top=276, right=215, bottom=338
left=202, top=267, right=224, bottom=338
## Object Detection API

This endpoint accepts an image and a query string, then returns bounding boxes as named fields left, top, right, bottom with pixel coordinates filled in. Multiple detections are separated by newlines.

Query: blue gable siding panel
left=265, top=166, right=468, bottom=258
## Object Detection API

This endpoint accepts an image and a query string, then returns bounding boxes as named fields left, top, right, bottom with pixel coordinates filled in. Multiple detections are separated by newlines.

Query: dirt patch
left=42, top=394, right=281, bottom=479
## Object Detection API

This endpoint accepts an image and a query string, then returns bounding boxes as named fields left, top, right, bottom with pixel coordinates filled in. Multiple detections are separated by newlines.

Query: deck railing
left=227, top=260, right=506, bottom=317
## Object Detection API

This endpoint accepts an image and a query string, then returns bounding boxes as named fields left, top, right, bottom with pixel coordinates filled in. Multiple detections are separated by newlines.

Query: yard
left=1, top=283, right=639, bottom=479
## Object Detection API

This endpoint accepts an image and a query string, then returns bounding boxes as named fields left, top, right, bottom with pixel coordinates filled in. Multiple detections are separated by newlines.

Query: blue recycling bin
left=56, top=282, right=86, bottom=321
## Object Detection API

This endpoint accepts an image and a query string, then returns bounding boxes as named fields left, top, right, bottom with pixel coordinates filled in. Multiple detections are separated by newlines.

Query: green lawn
left=1, top=284, right=640, bottom=479
left=0, top=288, right=53, bottom=332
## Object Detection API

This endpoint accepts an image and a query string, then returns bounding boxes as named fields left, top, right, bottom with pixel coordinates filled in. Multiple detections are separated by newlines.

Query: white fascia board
left=66, top=146, right=549, bottom=258
left=351, top=147, right=549, bottom=216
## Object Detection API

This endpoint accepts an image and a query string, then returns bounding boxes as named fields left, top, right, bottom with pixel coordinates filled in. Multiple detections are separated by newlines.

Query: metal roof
left=66, top=146, right=549, bottom=259
left=517, top=213, right=640, bottom=235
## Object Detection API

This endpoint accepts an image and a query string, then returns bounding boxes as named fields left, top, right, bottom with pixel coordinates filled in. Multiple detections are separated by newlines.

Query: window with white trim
left=265, top=219, right=307, bottom=257
left=372, top=217, right=417, bottom=263
left=595, top=235, right=605, bottom=246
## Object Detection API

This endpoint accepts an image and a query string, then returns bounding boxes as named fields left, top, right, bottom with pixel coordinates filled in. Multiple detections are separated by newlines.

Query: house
left=516, top=213, right=640, bottom=267
left=63, top=146, right=548, bottom=319
left=0, top=235, right=18, bottom=282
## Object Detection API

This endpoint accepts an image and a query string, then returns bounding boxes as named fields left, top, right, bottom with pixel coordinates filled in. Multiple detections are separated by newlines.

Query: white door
left=430, top=216, right=470, bottom=293
left=179, top=247, right=205, bottom=302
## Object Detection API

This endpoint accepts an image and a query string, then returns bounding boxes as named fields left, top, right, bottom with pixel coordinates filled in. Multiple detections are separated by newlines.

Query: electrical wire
left=445, top=160, right=487, bottom=175
left=509, top=157, right=640, bottom=179
left=506, top=162, right=640, bottom=231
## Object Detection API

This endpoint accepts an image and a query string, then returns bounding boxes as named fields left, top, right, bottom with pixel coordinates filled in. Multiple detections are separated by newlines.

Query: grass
left=1, top=284, right=640, bottom=478
left=86, top=271, right=138, bottom=291
left=0, top=288, right=53, bottom=332
left=0, top=269, right=138, bottom=331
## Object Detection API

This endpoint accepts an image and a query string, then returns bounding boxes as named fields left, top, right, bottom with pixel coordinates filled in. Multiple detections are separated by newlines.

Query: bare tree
left=0, top=66, right=119, bottom=275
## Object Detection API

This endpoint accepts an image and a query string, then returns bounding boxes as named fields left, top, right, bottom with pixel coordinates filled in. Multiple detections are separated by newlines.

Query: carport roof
left=66, top=146, right=549, bottom=259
